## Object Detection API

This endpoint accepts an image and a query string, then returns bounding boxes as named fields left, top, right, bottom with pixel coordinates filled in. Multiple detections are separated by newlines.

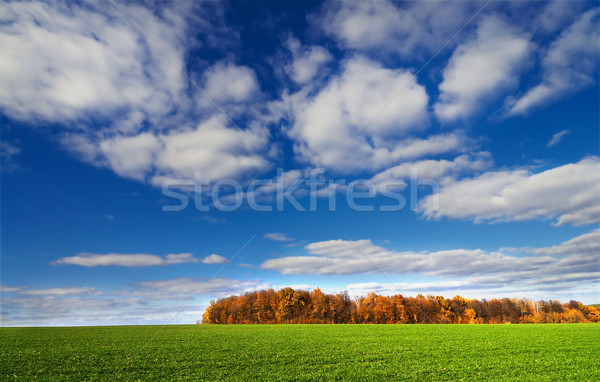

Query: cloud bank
left=418, top=157, right=600, bottom=226
left=52, top=252, right=199, bottom=267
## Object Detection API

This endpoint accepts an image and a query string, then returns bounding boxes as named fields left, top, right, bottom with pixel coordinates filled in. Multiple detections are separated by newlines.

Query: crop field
left=1, top=324, right=599, bottom=381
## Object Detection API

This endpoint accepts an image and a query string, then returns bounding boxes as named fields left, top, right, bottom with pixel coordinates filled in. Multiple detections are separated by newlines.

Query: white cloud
left=313, top=0, right=475, bottom=57
left=298, top=57, right=429, bottom=137
left=0, top=285, right=26, bottom=293
left=547, top=129, right=570, bottom=147
left=0, top=2, right=273, bottom=186
left=0, top=292, right=209, bottom=327
left=52, top=252, right=199, bottom=267
left=418, top=157, right=600, bottom=226
left=526, top=272, right=599, bottom=286
left=261, top=239, right=552, bottom=277
left=0, top=277, right=271, bottom=326
left=368, top=153, right=492, bottom=190
left=340, top=230, right=600, bottom=301
left=132, top=278, right=269, bottom=299
left=534, top=0, right=589, bottom=34
left=286, top=37, right=331, bottom=84
left=261, top=230, right=599, bottom=302
left=1, top=296, right=147, bottom=326
left=528, top=228, right=600, bottom=276
left=151, top=116, right=271, bottom=184
left=67, top=115, right=272, bottom=184
left=99, top=132, right=162, bottom=181
left=0, top=1, right=186, bottom=123
left=341, top=278, right=520, bottom=299
left=19, top=287, right=102, bottom=296
left=435, top=16, right=531, bottom=122
left=333, top=57, right=427, bottom=135
left=201, top=254, right=228, bottom=264
left=530, top=228, right=600, bottom=257
left=342, top=277, right=599, bottom=303
left=249, top=170, right=304, bottom=201
left=264, top=233, right=294, bottom=242
left=508, top=8, right=600, bottom=115
left=283, top=56, right=448, bottom=173
left=202, top=62, right=260, bottom=103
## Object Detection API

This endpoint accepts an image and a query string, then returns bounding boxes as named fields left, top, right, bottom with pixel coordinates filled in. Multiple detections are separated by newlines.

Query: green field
left=1, top=324, right=599, bottom=381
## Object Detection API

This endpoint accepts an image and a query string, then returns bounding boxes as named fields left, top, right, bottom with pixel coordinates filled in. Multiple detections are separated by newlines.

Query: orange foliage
left=201, top=288, right=599, bottom=325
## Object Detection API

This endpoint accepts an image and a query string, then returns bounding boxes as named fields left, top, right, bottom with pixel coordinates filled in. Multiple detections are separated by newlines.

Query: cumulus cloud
left=285, top=37, right=331, bottom=84
left=67, top=115, right=272, bottom=184
left=201, top=254, right=228, bottom=264
left=281, top=56, right=453, bottom=173
left=150, top=117, right=271, bottom=184
left=0, top=1, right=273, bottom=186
left=418, top=157, right=600, bottom=226
left=508, top=8, right=600, bottom=115
left=202, top=62, right=260, bottom=103
left=98, top=132, right=162, bottom=181
left=313, top=0, right=475, bottom=57
left=52, top=252, right=200, bottom=267
left=299, top=56, right=428, bottom=136
left=0, top=1, right=186, bottom=123
left=435, top=16, right=531, bottom=122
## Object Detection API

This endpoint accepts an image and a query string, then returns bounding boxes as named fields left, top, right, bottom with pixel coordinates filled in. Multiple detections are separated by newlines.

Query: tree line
left=202, top=287, right=600, bottom=324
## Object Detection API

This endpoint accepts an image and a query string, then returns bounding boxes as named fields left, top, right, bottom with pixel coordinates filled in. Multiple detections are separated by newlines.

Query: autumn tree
left=201, top=288, right=598, bottom=325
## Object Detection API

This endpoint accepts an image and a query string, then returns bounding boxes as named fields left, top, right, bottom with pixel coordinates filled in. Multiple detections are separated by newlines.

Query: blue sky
left=1, top=0, right=599, bottom=326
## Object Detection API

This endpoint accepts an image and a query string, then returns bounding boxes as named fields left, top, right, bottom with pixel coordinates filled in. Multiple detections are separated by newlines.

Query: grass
left=1, top=324, right=599, bottom=381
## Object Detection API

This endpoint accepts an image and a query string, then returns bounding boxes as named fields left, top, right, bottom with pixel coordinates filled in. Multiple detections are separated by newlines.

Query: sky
left=0, top=0, right=599, bottom=326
